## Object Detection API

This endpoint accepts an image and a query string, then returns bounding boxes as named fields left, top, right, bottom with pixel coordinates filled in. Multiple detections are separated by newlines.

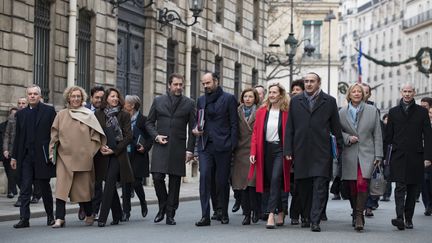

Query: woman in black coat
left=94, top=87, right=133, bottom=227
left=121, top=95, right=153, bottom=221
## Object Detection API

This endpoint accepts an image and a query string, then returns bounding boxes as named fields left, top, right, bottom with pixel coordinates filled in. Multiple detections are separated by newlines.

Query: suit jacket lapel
left=341, top=107, right=358, bottom=135
left=311, top=93, right=326, bottom=114
left=298, top=96, right=310, bottom=113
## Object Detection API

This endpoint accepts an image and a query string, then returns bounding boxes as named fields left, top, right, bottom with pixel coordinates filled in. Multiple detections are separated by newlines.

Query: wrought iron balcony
left=403, top=9, right=432, bottom=30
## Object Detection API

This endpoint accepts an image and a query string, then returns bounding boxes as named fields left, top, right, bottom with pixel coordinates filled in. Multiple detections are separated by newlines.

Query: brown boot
left=355, top=192, right=368, bottom=231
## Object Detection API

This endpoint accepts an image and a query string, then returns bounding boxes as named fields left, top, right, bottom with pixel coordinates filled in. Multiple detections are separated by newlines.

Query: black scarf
left=399, top=98, right=415, bottom=115
left=104, top=106, right=123, bottom=142
left=204, top=86, right=224, bottom=120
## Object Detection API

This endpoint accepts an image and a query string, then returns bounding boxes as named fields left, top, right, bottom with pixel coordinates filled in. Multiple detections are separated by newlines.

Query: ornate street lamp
left=324, top=9, right=336, bottom=94
left=158, top=0, right=204, bottom=30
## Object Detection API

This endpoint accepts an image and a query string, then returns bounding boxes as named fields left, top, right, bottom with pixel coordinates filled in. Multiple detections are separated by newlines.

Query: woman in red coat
left=249, top=83, right=291, bottom=229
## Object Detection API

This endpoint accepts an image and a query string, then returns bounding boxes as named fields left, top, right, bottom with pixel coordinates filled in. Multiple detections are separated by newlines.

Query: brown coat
left=94, top=109, right=134, bottom=183
left=50, top=108, right=106, bottom=202
left=232, top=105, right=256, bottom=190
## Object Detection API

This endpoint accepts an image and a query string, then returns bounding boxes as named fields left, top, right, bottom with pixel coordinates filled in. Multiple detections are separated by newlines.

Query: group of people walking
left=1, top=71, right=431, bottom=233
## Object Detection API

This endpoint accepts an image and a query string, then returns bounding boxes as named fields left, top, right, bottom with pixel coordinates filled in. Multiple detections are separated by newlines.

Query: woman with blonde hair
left=50, top=86, right=106, bottom=228
left=249, top=83, right=291, bottom=229
left=339, top=83, right=382, bottom=232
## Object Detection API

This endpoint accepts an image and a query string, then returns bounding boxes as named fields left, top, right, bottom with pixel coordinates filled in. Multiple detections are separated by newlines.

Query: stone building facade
left=265, top=0, right=340, bottom=98
left=0, top=0, right=268, bottom=192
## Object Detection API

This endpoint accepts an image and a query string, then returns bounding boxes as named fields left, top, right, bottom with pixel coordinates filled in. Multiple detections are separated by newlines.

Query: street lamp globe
left=324, top=9, right=336, bottom=22
left=304, top=41, right=316, bottom=57
left=189, top=0, right=204, bottom=16
left=285, top=33, right=298, bottom=58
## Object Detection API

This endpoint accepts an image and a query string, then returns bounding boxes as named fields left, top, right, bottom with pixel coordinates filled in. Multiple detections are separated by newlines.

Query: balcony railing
left=403, top=9, right=432, bottom=29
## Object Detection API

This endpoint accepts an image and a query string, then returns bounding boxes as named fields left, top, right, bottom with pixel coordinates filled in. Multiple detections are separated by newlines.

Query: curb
left=0, top=196, right=199, bottom=222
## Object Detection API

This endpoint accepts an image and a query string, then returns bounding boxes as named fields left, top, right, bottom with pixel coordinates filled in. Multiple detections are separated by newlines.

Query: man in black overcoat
left=284, top=72, right=343, bottom=232
left=11, top=84, right=56, bottom=228
left=146, top=73, right=196, bottom=225
left=385, top=83, right=432, bottom=230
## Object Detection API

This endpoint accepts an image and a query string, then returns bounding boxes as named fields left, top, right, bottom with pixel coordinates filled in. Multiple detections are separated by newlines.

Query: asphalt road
left=0, top=198, right=431, bottom=243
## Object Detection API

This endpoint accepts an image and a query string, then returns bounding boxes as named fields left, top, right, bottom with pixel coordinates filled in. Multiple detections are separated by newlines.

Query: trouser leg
left=98, top=158, right=120, bottom=223
left=166, top=174, right=181, bottom=218
left=38, top=179, right=53, bottom=218
left=92, top=181, right=103, bottom=215
left=133, top=178, right=146, bottom=204
left=214, top=150, right=231, bottom=217
left=122, top=183, right=132, bottom=215
left=266, top=145, right=283, bottom=214
left=310, top=177, right=329, bottom=224
left=394, top=182, right=407, bottom=220
left=199, top=149, right=214, bottom=218
left=297, top=178, right=313, bottom=221
left=241, top=189, right=251, bottom=215
left=404, top=184, right=419, bottom=221
left=79, top=201, right=93, bottom=217
left=153, top=172, right=168, bottom=213
left=55, top=199, right=66, bottom=220
left=19, top=159, right=33, bottom=220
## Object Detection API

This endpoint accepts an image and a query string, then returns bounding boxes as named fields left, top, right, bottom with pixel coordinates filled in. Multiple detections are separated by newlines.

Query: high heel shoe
left=266, top=213, right=275, bottom=229
left=51, top=219, right=65, bottom=228
left=84, top=215, right=95, bottom=226
left=276, top=212, right=285, bottom=226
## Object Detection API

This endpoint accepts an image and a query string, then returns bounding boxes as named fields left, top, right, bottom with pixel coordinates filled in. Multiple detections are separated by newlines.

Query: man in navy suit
left=193, top=72, right=238, bottom=226
left=11, top=84, right=57, bottom=228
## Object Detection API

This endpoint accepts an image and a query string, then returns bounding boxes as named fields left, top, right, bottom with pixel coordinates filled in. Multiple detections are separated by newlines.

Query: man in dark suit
left=146, top=73, right=196, bottom=225
left=284, top=72, right=343, bottom=232
left=193, top=72, right=238, bottom=226
left=76, top=86, right=105, bottom=221
left=11, top=84, right=57, bottom=228
left=385, top=83, right=432, bottom=230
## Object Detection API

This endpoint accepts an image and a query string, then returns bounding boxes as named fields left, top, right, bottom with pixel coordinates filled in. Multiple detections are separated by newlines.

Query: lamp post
left=284, top=0, right=298, bottom=87
left=324, top=9, right=336, bottom=94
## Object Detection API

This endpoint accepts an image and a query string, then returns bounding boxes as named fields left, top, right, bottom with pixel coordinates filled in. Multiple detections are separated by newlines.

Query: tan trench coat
left=232, top=104, right=256, bottom=190
left=50, top=108, right=105, bottom=202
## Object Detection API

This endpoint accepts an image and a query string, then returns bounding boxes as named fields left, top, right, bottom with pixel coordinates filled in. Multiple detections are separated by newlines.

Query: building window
left=253, top=0, right=260, bottom=41
left=190, top=48, right=200, bottom=100
left=234, top=62, right=242, bottom=99
left=166, top=39, right=178, bottom=84
left=215, top=55, right=223, bottom=85
left=77, top=10, right=92, bottom=94
left=33, top=0, right=51, bottom=101
left=235, top=0, right=243, bottom=32
left=252, top=68, right=258, bottom=87
left=303, top=20, right=322, bottom=56
left=216, top=0, right=224, bottom=24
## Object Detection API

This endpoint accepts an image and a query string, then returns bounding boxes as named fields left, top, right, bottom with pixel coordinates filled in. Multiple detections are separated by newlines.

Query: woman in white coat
left=339, top=83, right=383, bottom=232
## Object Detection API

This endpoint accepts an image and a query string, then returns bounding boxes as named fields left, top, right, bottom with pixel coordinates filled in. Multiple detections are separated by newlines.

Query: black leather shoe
left=141, top=202, right=148, bottom=218
left=195, top=217, right=211, bottom=227
left=291, top=218, right=299, bottom=225
left=110, top=219, right=120, bottom=225
left=7, top=192, right=15, bottom=199
left=14, top=199, right=21, bottom=207
left=13, top=219, right=29, bottom=229
left=424, top=208, right=432, bottom=216
left=78, top=207, right=85, bottom=220
left=405, top=220, right=413, bottom=229
left=232, top=200, right=241, bottom=213
left=154, top=211, right=165, bottom=223
left=242, top=215, right=251, bottom=225
left=391, top=218, right=405, bottom=230
left=301, top=218, right=310, bottom=228
left=220, top=216, right=229, bottom=224
left=252, top=211, right=259, bottom=223
left=30, top=197, right=40, bottom=204
left=211, top=211, right=221, bottom=221
left=365, top=208, right=374, bottom=217
left=47, top=216, right=55, bottom=226
left=321, top=213, right=328, bottom=221
left=311, top=223, right=321, bottom=232
left=97, top=221, right=105, bottom=227
left=261, top=212, right=269, bottom=221
left=121, top=212, right=130, bottom=222
left=166, top=217, right=176, bottom=225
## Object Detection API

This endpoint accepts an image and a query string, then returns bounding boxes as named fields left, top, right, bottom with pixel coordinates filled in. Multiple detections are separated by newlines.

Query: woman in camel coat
left=50, top=86, right=106, bottom=228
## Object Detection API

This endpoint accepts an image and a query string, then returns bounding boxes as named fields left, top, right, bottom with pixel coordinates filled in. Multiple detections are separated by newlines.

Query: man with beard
left=194, top=72, right=238, bottom=226
left=146, top=73, right=196, bottom=225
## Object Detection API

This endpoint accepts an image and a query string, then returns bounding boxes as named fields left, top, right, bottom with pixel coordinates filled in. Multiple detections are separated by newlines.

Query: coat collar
left=238, top=104, right=256, bottom=130
left=297, top=91, right=328, bottom=113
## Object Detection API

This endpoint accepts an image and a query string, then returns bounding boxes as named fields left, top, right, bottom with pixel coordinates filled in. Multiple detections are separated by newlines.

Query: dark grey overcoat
left=284, top=91, right=343, bottom=179
left=146, top=94, right=196, bottom=176
left=385, top=101, right=432, bottom=184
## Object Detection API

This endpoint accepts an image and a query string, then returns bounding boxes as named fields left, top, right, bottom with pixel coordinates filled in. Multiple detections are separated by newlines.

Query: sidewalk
left=0, top=181, right=199, bottom=222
